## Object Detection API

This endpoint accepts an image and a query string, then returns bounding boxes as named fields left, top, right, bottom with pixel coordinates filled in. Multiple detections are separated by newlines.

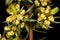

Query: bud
left=15, top=4, right=20, bottom=9
left=0, top=34, right=1, bottom=39
left=48, top=16, right=54, bottom=22
left=41, top=1, right=47, bottom=6
left=40, top=14, right=46, bottom=19
left=24, top=15, right=29, bottom=19
left=37, top=17, right=43, bottom=22
left=44, top=20, right=50, bottom=25
left=17, top=14, right=23, bottom=20
left=6, top=15, right=16, bottom=22
left=11, top=26, right=17, bottom=31
left=46, top=6, right=51, bottom=10
left=6, top=33, right=10, bottom=38
left=15, top=4, right=20, bottom=12
left=4, top=26, right=10, bottom=31
left=39, top=7, right=45, bottom=13
left=7, top=31, right=14, bottom=36
left=20, top=9, right=25, bottom=15
left=34, top=0, right=40, bottom=6
left=15, top=20, right=20, bottom=25
left=6, top=16, right=11, bottom=22
left=42, top=25, right=48, bottom=30
left=45, top=9, right=50, bottom=14
left=1, top=37, right=6, bottom=40
left=20, top=22, right=25, bottom=28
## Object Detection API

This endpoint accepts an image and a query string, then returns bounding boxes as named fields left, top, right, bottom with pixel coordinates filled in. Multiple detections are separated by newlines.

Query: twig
left=29, top=27, right=33, bottom=40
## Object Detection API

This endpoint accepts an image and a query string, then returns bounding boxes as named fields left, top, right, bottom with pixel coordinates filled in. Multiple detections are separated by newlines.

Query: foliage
left=0, top=0, right=60, bottom=40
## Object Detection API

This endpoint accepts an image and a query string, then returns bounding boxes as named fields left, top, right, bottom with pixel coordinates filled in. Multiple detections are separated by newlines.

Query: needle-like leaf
left=52, top=21, right=60, bottom=24
left=24, top=18, right=37, bottom=22
left=6, top=0, right=13, bottom=5
left=38, top=37, right=47, bottom=40
left=29, top=13, right=34, bottom=18
left=26, top=5, right=34, bottom=13
left=27, top=0, right=33, bottom=3
left=33, top=29, right=47, bottom=33
left=54, top=16, right=60, bottom=18
left=25, top=24, right=29, bottom=32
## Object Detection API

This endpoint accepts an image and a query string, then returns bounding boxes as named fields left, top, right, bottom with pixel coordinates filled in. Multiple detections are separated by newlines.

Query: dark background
left=0, top=0, right=60, bottom=40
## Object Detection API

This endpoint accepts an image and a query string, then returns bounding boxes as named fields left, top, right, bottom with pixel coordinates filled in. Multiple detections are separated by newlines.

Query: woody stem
left=29, top=27, right=33, bottom=40
left=29, top=7, right=33, bottom=40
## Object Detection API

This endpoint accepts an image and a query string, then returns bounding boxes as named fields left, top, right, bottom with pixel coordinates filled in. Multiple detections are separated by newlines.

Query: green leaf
left=18, top=25, right=21, bottom=36
left=33, top=29, right=47, bottom=33
left=19, top=6, right=24, bottom=13
left=33, top=23, right=40, bottom=28
left=52, top=21, right=60, bottom=24
left=10, top=4, right=17, bottom=14
left=50, top=7, right=59, bottom=15
left=48, top=26, right=53, bottom=29
left=54, top=16, right=60, bottom=18
left=23, top=33, right=29, bottom=40
left=26, top=5, right=34, bottom=13
left=29, top=13, right=34, bottom=18
left=21, top=6, right=24, bottom=11
left=6, top=0, right=13, bottom=5
left=29, top=19, right=37, bottom=22
left=3, top=31, right=5, bottom=37
left=49, top=4, right=54, bottom=6
left=8, top=20, right=15, bottom=27
left=24, top=18, right=37, bottom=22
left=27, top=0, right=33, bottom=3
left=2, top=21, right=6, bottom=23
left=38, top=37, right=46, bottom=40
left=25, top=24, right=29, bottom=32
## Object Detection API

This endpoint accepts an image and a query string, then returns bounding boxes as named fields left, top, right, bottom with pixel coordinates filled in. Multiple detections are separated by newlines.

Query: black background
left=0, top=0, right=60, bottom=40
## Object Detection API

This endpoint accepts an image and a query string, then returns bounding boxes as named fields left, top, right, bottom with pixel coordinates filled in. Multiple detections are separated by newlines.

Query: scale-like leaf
left=50, top=7, right=59, bottom=15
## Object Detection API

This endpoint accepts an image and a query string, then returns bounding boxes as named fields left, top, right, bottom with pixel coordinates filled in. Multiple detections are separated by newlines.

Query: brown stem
left=29, top=8, right=33, bottom=40
left=29, top=27, right=33, bottom=40
left=26, top=3, right=33, bottom=40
